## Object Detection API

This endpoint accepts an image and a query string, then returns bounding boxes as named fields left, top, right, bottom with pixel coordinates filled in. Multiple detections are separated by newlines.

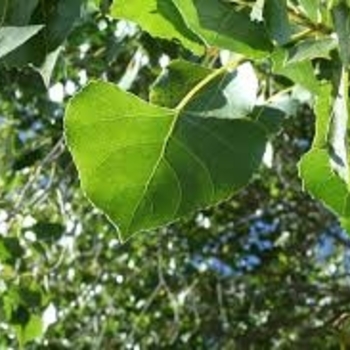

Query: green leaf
left=170, top=0, right=272, bottom=57
left=2, top=0, right=83, bottom=82
left=4, top=284, right=44, bottom=348
left=4, top=285, right=43, bottom=318
left=35, top=46, right=62, bottom=87
left=287, top=37, right=337, bottom=64
left=298, top=0, right=320, bottom=22
left=0, top=0, right=39, bottom=25
left=0, top=237, right=24, bottom=264
left=150, top=60, right=258, bottom=119
left=299, top=71, right=350, bottom=231
left=264, top=0, right=291, bottom=45
left=312, top=84, right=332, bottom=147
left=272, top=48, right=319, bottom=93
left=251, top=106, right=285, bottom=135
left=65, top=80, right=267, bottom=238
left=27, top=222, right=65, bottom=243
left=328, top=67, right=350, bottom=183
left=111, top=0, right=204, bottom=54
left=112, top=0, right=272, bottom=56
left=43, top=0, right=84, bottom=51
left=150, top=60, right=211, bottom=108
left=15, top=314, right=43, bottom=347
left=299, top=148, right=350, bottom=218
left=332, top=2, right=350, bottom=67
left=0, top=25, right=43, bottom=59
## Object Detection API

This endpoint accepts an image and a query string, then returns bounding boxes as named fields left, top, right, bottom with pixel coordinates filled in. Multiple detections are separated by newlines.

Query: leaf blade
left=65, top=80, right=267, bottom=238
left=111, top=0, right=204, bottom=54
left=299, top=71, right=350, bottom=230
left=264, top=0, right=291, bottom=45
left=0, top=25, right=43, bottom=59
left=151, top=60, right=258, bottom=119
left=168, top=0, right=272, bottom=56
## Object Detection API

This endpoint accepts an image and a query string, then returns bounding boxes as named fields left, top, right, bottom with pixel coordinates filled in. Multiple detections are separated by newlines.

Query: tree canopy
left=1, top=0, right=350, bottom=348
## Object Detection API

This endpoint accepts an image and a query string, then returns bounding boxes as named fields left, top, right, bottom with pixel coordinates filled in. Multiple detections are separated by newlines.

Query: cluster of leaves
left=64, top=0, right=350, bottom=240
left=1, top=0, right=350, bottom=348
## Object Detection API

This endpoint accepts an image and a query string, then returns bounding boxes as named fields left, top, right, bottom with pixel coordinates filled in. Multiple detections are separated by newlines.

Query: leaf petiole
left=175, top=57, right=246, bottom=112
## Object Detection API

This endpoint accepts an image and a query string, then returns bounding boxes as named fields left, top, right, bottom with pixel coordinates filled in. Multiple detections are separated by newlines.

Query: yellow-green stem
left=175, top=58, right=246, bottom=112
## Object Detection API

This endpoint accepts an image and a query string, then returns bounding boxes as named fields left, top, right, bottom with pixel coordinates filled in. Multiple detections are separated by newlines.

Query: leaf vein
left=172, top=136, right=215, bottom=200
left=163, top=157, right=183, bottom=219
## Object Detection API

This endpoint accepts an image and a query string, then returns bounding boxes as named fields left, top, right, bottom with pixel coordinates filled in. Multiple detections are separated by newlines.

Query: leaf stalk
left=175, top=58, right=246, bottom=112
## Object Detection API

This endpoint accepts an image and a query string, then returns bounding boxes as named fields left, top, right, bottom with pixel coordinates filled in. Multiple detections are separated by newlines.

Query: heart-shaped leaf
left=65, top=70, right=268, bottom=238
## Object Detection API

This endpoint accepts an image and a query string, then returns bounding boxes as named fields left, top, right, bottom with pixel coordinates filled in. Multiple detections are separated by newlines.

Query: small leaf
left=0, top=0, right=39, bottom=25
left=312, top=84, right=332, bottom=147
left=251, top=106, right=285, bottom=135
left=172, top=0, right=272, bottom=57
left=272, top=48, right=319, bottom=93
left=41, top=0, right=84, bottom=51
left=332, top=2, right=350, bottom=66
left=264, top=0, right=291, bottom=45
left=65, top=80, right=267, bottom=238
left=15, top=314, right=43, bottom=347
left=299, top=148, right=350, bottom=218
left=35, top=46, right=62, bottom=88
left=299, top=72, right=350, bottom=232
left=11, top=305, right=30, bottom=326
left=150, top=60, right=211, bottom=108
left=111, top=0, right=204, bottom=54
left=0, top=25, right=43, bottom=59
left=287, top=37, right=337, bottom=64
left=298, top=0, right=320, bottom=22
left=328, top=66, right=349, bottom=183
left=2, top=0, right=84, bottom=84
left=151, top=60, right=258, bottom=119
left=27, top=222, right=65, bottom=243
left=0, top=237, right=24, bottom=264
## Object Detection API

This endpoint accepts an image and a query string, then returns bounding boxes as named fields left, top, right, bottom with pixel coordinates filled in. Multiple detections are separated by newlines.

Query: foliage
left=63, top=0, right=350, bottom=240
left=1, top=0, right=350, bottom=348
